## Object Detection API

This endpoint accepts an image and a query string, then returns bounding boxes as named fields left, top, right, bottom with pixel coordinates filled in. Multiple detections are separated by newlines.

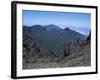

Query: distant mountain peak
left=44, top=24, right=62, bottom=31
left=31, top=25, right=43, bottom=28
left=64, top=27, right=71, bottom=31
left=47, top=24, right=58, bottom=26
left=23, top=25, right=46, bottom=32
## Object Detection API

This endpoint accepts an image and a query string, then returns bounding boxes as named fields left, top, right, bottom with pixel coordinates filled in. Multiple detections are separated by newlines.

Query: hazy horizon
left=23, top=10, right=91, bottom=36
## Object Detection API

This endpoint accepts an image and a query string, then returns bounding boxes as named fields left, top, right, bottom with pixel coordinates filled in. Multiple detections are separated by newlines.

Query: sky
left=22, top=10, right=91, bottom=36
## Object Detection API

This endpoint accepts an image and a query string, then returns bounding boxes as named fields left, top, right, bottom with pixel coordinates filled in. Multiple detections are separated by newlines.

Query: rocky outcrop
left=86, top=32, right=91, bottom=41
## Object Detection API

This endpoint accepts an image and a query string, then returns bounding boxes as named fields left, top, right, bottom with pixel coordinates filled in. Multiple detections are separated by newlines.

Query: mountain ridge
left=23, top=24, right=86, bottom=56
left=44, top=24, right=62, bottom=31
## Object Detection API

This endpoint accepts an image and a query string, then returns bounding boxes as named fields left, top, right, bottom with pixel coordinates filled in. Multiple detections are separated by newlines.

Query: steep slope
left=23, top=40, right=90, bottom=69
left=23, top=25, right=89, bottom=69
left=23, top=25, right=86, bottom=56
left=64, top=27, right=86, bottom=40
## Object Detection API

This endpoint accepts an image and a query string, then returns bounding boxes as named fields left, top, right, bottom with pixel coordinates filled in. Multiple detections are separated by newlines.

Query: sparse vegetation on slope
left=23, top=25, right=90, bottom=69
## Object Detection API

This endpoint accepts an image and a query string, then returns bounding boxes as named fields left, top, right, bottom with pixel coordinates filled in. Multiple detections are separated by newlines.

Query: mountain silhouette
left=23, top=25, right=91, bottom=69
left=23, top=24, right=86, bottom=56
left=64, top=27, right=71, bottom=31
left=44, top=24, right=62, bottom=31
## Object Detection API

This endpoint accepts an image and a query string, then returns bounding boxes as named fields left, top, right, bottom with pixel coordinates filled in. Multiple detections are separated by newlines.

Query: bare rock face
left=64, top=41, right=71, bottom=57
left=40, top=47, right=50, bottom=56
left=63, top=39, right=87, bottom=57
